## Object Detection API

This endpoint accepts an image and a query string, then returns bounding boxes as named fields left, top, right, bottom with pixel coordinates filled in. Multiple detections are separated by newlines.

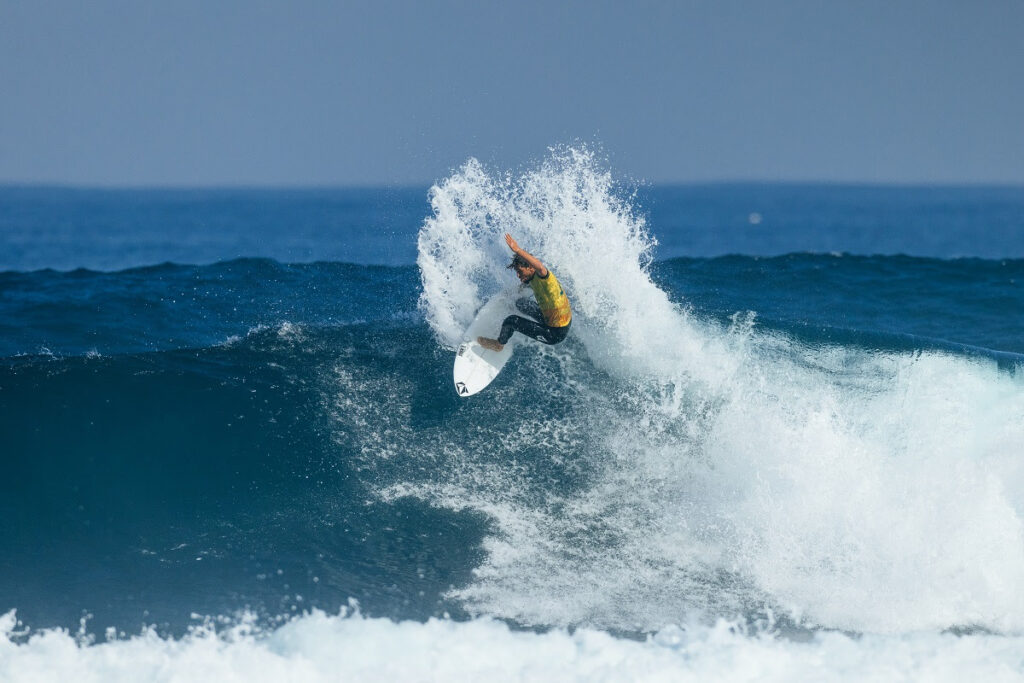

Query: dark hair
left=507, top=253, right=530, bottom=269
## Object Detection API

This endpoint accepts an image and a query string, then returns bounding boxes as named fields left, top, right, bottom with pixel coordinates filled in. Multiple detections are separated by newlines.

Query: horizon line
left=2, top=178, right=1023, bottom=192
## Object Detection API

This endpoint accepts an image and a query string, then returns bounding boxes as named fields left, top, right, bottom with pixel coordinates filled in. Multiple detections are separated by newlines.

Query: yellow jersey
left=529, top=271, right=572, bottom=327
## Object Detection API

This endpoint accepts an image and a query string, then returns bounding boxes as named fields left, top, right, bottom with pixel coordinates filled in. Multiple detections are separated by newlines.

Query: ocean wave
left=407, top=147, right=1024, bottom=634
left=3, top=149, right=1023, bottom=648
left=0, top=258, right=423, bottom=358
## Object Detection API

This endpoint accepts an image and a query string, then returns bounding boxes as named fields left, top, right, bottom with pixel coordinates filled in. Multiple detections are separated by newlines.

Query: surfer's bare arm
left=505, top=234, right=548, bottom=277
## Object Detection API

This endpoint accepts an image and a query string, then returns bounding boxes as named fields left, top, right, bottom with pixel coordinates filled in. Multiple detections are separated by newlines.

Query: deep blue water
left=4, top=184, right=1024, bottom=272
left=1, top=181, right=1023, bottom=643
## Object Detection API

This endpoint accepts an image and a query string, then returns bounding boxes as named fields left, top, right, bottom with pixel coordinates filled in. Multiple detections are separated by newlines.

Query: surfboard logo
left=455, top=381, right=469, bottom=395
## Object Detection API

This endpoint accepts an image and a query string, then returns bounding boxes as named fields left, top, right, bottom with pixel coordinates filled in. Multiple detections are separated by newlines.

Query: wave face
left=2, top=151, right=1024, bottom=678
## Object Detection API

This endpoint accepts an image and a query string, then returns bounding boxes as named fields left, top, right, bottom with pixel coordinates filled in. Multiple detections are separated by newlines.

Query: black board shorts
left=497, top=299, right=571, bottom=345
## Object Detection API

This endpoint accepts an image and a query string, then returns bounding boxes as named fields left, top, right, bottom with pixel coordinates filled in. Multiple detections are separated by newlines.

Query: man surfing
left=477, top=234, right=572, bottom=352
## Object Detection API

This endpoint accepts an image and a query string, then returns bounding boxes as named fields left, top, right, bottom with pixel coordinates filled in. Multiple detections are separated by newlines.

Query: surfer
left=477, top=234, right=572, bottom=352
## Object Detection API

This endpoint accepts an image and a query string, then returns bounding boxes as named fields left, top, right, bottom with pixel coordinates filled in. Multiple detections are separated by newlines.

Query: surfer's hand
left=505, top=233, right=521, bottom=254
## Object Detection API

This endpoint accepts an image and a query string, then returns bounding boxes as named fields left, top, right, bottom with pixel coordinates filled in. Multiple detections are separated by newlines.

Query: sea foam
left=409, top=147, right=1024, bottom=634
left=3, top=609, right=1024, bottom=683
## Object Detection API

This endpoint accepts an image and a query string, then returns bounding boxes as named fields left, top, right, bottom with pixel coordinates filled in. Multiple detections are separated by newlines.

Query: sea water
left=2, top=148, right=1023, bottom=680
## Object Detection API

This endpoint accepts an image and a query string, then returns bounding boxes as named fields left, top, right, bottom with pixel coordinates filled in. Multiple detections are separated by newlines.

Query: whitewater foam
left=405, top=147, right=1024, bottom=635
left=4, top=609, right=1024, bottom=683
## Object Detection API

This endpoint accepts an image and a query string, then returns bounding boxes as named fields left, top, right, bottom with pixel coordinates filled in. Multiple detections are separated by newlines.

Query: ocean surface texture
left=2, top=149, right=1024, bottom=681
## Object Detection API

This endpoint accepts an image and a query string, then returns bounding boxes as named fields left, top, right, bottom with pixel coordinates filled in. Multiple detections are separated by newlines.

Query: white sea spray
left=409, top=146, right=1024, bottom=634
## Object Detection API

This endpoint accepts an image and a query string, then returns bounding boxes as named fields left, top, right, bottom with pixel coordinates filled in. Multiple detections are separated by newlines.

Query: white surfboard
left=453, top=289, right=520, bottom=397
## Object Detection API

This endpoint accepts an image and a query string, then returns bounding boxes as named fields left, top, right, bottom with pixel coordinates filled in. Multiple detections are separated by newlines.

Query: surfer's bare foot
left=477, top=336, right=504, bottom=352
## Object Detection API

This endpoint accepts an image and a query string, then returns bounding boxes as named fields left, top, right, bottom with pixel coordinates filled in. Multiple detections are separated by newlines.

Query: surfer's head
left=508, top=254, right=535, bottom=283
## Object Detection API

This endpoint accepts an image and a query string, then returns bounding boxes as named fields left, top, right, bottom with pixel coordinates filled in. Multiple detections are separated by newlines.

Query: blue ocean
left=2, top=149, right=1023, bottom=680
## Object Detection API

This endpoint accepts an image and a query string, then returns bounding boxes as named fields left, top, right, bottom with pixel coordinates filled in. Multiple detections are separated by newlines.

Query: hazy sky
left=2, top=0, right=1022, bottom=186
